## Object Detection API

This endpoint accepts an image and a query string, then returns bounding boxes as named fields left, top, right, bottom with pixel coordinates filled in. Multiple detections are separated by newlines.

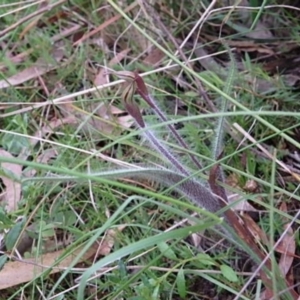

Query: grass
left=1, top=0, right=300, bottom=299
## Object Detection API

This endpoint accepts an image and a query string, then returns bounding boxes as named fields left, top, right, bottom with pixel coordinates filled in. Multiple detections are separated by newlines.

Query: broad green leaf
left=41, top=223, right=56, bottom=238
left=2, top=134, right=30, bottom=155
left=196, top=253, right=216, bottom=266
left=0, top=254, right=8, bottom=270
left=176, top=268, right=186, bottom=298
left=220, top=264, right=239, bottom=282
left=0, top=209, right=14, bottom=228
left=184, top=91, right=198, bottom=97
left=151, top=283, right=160, bottom=300
left=157, top=241, right=177, bottom=260
left=0, top=167, right=21, bottom=182
left=5, top=218, right=26, bottom=251
left=64, top=211, right=77, bottom=227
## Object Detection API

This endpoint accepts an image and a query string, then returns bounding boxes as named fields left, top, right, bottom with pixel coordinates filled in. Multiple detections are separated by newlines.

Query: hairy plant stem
left=143, top=128, right=190, bottom=176
left=148, top=94, right=204, bottom=170
left=134, top=74, right=204, bottom=170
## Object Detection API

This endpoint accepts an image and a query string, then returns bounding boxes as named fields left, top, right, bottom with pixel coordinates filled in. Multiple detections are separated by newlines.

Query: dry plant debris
left=0, top=0, right=300, bottom=299
left=0, top=149, right=22, bottom=212
left=0, top=228, right=123, bottom=290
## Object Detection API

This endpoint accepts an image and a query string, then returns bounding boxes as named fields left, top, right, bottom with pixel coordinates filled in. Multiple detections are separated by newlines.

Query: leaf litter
left=0, top=47, right=64, bottom=89
left=0, top=16, right=135, bottom=289
left=1, top=1, right=300, bottom=298
left=277, top=202, right=296, bottom=277
left=0, top=227, right=124, bottom=290
left=0, top=149, right=22, bottom=212
left=58, top=47, right=135, bottom=135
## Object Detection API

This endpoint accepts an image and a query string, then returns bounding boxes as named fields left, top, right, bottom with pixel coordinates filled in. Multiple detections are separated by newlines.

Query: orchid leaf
left=31, top=167, right=222, bottom=215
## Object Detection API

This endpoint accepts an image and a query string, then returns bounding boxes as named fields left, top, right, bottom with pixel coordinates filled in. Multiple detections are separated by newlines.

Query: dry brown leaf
left=143, top=47, right=165, bottom=67
left=277, top=202, right=296, bottom=276
left=18, top=116, right=77, bottom=162
left=241, top=203, right=298, bottom=255
left=0, top=24, right=80, bottom=72
left=93, top=228, right=124, bottom=260
left=226, top=173, right=257, bottom=212
left=0, top=244, right=96, bottom=290
left=0, top=149, right=22, bottom=212
left=227, top=193, right=257, bottom=212
left=0, top=48, right=64, bottom=89
left=60, top=102, right=126, bottom=135
left=202, top=34, right=274, bottom=55
left=24, top=149, right=58, bottom=178
left=243, top=211, right=299, bottom=260
left=117, top=115, right=135, bottom=129
left=29, top=116, right=77, bottom=145
left=242, top=214, right=268, bottom=245
left=0, top=227, right=124, bottom=290
left=0, top=0, right=67, bottom=39
left=226, top=0, right=273, bottom=40
left=237, top=46, right=274, bottom=55
left=58, top=82, right=134, bottom=135
left=193, top=44, right=222, bottom=74
left=260, top=202, right=298, bottom=299
left=243, top=180, right=259, bottom=193
left=94, top=48, right=131, bottom=87
left=242, top=23, right=273, bottom=40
